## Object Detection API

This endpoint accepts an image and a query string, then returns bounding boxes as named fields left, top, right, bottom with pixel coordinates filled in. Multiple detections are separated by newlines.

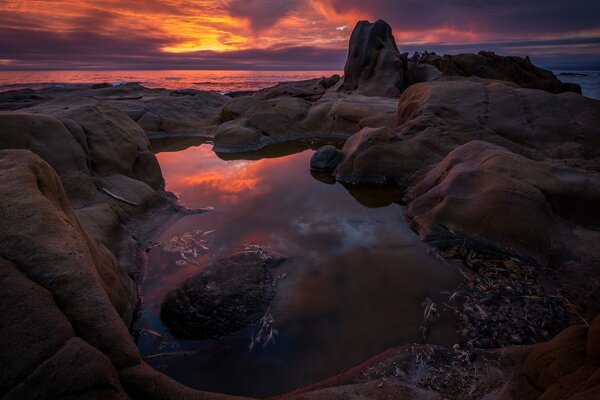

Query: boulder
left=404, top=140, right=600, bottom=266
left=161, top=248, right=283, bottom=340
left=341, top=20, right=408, bottom=97
left=310, top=145, right=343, bottom=173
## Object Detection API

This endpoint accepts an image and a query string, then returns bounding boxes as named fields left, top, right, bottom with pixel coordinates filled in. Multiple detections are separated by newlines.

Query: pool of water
left=135, top=142, right=461, bottom=398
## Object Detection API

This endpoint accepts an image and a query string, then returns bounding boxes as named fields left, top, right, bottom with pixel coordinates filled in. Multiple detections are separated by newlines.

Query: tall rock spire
left=342, top=19, right=408, bottom=97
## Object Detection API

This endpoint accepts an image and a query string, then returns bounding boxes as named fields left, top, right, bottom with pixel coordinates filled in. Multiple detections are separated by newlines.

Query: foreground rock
left=405, top=140, right=600, bottom=266
left=0, top=95, right=246, bottom=399
left=161, top=248, right=283, bottom=340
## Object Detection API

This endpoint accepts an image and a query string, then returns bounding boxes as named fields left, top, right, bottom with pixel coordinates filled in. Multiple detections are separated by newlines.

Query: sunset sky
left=1, top=0, right=599, bottom=70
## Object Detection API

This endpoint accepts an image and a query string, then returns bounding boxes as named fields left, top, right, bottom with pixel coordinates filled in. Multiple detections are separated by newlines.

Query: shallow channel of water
left=135, top=141, right=461, bottom=398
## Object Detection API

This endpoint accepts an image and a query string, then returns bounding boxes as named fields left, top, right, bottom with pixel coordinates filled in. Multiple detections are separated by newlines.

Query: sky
left=1, top=0, right=599, bottom=70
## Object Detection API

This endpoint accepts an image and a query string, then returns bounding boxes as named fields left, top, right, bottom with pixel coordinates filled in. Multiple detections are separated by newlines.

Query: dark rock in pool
left=310, top=145, right=343, bottom=173
left=161, top=248, right=284, bottom=340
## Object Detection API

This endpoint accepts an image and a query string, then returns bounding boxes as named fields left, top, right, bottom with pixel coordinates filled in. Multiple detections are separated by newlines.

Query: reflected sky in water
left=136, top=144, right=461, bottom=398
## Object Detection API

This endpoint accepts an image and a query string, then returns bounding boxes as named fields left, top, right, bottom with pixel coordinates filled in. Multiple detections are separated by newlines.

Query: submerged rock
left=161, top=248, right=284, bottom=340
left=310, top=145, right=343, bottom=173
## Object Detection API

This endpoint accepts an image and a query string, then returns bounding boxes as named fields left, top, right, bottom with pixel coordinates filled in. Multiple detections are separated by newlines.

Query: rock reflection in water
left=135, top=142, right=461, bottom=398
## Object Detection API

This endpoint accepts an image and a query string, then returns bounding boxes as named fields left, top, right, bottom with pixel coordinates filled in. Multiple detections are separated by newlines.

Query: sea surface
left=0, top=69, right=599, bottom=99
left=0, top=70, right=341, bottom=93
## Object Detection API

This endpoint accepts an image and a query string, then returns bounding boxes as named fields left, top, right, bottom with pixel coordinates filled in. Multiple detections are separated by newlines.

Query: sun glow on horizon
left=1, top=0, right=598, bottom=69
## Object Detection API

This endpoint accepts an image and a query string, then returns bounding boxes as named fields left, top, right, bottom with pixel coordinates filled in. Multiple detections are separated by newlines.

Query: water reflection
left=136, top=143, right=460, bottom=398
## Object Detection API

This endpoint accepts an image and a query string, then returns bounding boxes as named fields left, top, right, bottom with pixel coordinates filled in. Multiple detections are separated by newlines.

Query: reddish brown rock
left=404, top=141, right=600, bottom=266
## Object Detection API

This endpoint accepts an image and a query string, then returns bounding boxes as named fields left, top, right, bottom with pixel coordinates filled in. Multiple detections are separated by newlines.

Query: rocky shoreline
left=1, top=18, right=599, bottom=400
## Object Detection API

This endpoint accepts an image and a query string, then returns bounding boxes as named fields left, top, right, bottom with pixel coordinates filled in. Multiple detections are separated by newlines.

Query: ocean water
left=0, top=70, right=341, bottom=93
left=0, top=69, right=599, bottom=99
left=555, top=70, right=600, bottom=100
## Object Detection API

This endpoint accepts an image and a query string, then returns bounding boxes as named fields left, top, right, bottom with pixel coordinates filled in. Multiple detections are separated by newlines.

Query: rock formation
left=341, top=20, right=409, bottom=97
left=417, top=50, right=581, bottom=94
left=161, top=248, right=282, bottom=340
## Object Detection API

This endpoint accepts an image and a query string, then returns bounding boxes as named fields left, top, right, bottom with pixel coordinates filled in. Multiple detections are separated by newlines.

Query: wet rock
left=161, top=248, right=284, bottom=340
left=310, top=145, right=343, bottom=173
left=341, top=20, right=408, bottom=97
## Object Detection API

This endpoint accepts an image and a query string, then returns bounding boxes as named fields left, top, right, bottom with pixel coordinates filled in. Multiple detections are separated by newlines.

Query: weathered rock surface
left=0, top=149, right=248, bottom=400
left=417, top=50, right=581, bottom=94
left=505, top=315, right=600, bottom=400
left=161, top=248, right=282, bottom=340
left=341, top=19, right=408, bottom=97
left=405, top=140, right=600, bottom=266
left=0, top=82, right=229, bottom=138
left=213, top=91, right=398, bottom=152
left=253, top=75, right=340, bottom=101
left=334, top=79, right=600, bottom=186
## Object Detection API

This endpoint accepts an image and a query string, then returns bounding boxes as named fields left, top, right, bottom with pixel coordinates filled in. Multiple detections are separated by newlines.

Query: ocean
left=0, top=70, right=341, bottom=94
left=0, top=69, right=599, bottom=99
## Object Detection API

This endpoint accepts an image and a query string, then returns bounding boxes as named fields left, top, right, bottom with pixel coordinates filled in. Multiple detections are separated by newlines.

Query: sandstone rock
left=3, top=338, right=129, bottom=400
left=418, top=51, right=581, bottom=94
left=515, top=315, right=600, bottom=400
left=310, top=145, right=343, bottom=172
left=254, top=75, right=340, bottom=101
left=0, top=257, right=75, bottom=394
left=214, top=91, right=398, bottom=153
left=0, top=150, right=140, bottom=368
left=161, top=248, right=283, bottom=340
left=404, top=141, right=600, bottom=265
left=334, top=79, right=600, bottom=186
left=341, top=20, right=408, bottom=97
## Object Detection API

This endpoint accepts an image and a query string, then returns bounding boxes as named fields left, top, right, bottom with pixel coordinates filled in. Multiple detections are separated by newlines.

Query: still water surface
left=135, top=142, right=461, bottom=397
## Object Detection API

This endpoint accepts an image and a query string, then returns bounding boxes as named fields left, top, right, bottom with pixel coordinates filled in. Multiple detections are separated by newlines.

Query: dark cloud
left=0, top=0, right=598, bottom=70
left=0, top=23, right=346, bottom=70
left=330, top=0, right=600, bottom=36
left=226, top=0, right=302, bottom=32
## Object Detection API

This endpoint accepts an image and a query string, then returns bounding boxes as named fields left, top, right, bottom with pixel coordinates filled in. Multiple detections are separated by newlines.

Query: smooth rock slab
left=161, top=248, right=283, bottom=340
